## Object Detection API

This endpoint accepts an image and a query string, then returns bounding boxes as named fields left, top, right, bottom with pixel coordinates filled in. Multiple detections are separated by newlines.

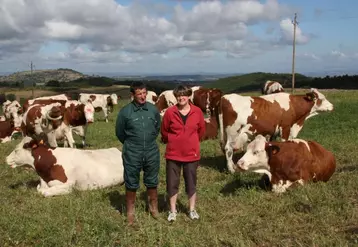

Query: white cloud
left=279, top=18, right=310, bottom=44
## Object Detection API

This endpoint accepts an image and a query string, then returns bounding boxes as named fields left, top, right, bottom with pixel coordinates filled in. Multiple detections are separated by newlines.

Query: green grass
left=1, top=90, right=358, bottom=246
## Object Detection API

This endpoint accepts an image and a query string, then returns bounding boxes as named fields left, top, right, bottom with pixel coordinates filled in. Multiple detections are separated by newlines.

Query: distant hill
left=205, top=72, right=311, bottom=93
left=0, top=68, right=86, bottom=85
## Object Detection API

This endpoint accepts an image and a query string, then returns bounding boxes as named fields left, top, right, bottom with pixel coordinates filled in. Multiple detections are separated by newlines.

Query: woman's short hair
left=173, top=85, right=192, bottom=97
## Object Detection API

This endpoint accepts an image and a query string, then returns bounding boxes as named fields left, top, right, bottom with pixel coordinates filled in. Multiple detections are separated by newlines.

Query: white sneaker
left=167, top=211, right=177, bottom=222
left=189, top=210, right=199, bottom=220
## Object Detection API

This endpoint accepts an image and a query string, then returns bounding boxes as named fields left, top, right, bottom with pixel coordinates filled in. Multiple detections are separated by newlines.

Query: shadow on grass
left=199, top=152, right=244, bottom=173
left=220, top=174, right=271, bottom=196
left=337, top=165, right=358, bottom=173
left=9, top=179, right=39, bottom=189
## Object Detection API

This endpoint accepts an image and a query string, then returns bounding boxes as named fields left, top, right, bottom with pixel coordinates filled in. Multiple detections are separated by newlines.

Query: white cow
left=6, top=134, right=124, bottom=197
left=130, top=90, right=158, bottom=104
left=3, top=100, right=22, bottom=128
left=262, top=81, right=284, bottom=95
left=79, top=93, right=118, bottom=122
left=26, top=94, right=71, bottom=105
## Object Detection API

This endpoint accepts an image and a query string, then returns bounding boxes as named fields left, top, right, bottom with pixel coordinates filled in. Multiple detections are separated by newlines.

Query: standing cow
left=79, top=93, right=118, bottom=122
left=262, top=80, right=284, bottom=95
left=219, top=88, right=334, bottom=173
left=236, top=135, right=336, bottom=193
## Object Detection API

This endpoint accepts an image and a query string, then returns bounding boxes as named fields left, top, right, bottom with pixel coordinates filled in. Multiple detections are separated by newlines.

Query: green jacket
left=115, top=101, right=161, bottom=149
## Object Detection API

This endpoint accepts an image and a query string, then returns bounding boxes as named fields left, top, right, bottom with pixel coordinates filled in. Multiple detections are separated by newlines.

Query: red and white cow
left=130, top=90, right=158, bottom=104
left=3, top=100, right=23, bottom=128
left=192, top=87, right=223, bottom=117
left=155, top=90, right=177, bottom=116
left=6, top=134, right=124, bottom=197
left=219, top=88, right=334, bottom=173
left=21, top=101, right=94, bottom=148
left=236, top=135, right=336, bottom=193
left=0, top=119, right=21, bottom=143
left=79, top=93, right=118, bottom=122
left=201, top=115, right=218, bottom=141
left=262, top=80, right=284, bottom=95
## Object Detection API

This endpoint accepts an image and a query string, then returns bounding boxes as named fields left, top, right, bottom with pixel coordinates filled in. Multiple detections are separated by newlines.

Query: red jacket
left=161, top=103, right=206, bottom=162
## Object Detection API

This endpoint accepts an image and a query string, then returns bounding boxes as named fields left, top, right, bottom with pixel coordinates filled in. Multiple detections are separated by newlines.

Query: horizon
left=1, top=0, right=358, bottom=75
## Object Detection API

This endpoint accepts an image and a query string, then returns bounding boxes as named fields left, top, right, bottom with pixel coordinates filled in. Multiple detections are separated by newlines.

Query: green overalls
left=115, top=101, right=161, bottom=190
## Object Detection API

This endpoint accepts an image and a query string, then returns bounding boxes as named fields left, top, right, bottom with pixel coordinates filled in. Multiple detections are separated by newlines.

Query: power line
left=291, top=13, right=298, bottom=94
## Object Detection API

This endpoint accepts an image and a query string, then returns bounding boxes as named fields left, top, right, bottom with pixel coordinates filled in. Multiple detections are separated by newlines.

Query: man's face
left=132, top=88, right=147, bottom=104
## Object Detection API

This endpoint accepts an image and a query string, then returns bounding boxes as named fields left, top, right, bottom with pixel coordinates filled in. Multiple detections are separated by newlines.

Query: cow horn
left=46, top=111, right=62, bottom=121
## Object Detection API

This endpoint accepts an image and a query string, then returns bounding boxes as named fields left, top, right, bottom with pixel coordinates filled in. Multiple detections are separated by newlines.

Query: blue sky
left=0, top=0, right=357, bottom=75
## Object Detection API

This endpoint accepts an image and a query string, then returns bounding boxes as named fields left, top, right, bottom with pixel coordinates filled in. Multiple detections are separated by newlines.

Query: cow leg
left=271, top=180, right=293, bottom=193
left=37, top=178, right=49, bottom=192
left=64, top=129, right=76, bottom=148
left=289, top=123, right=303, bottom=140
left=47, top=131, right=58, bottom=148
left=224, top=141, right=236, bottom=174
left=82, top=125, right=88, bottom=147
left=281, top=127, right=291, bottom=141
left=103, top=107, right=109, bottom=122
left=39, top=182, right=73, bottom=197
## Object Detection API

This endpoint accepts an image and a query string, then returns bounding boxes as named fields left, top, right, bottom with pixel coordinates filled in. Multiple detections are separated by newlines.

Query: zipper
left=142, top=115, right=145, bottom=149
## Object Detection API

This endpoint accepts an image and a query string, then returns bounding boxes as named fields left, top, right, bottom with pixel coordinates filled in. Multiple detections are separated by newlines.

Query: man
left=115, top=82, right=161, bottom=226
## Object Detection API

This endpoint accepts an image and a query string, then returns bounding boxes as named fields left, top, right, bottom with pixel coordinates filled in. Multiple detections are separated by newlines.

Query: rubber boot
left=147, top=187, right=159, bottom=219
left=126, top=190, right=136, bottom=226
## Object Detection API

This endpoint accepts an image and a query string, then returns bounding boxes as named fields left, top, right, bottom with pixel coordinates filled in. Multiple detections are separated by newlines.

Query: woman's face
left=176, top=95, right=190, bottom=106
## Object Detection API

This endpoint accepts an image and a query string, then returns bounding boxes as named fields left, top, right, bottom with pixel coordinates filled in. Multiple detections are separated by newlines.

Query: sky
left=0, top=0, right=357, bottom=75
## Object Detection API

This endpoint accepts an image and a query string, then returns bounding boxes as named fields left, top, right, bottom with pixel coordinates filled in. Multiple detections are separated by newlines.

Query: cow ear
left=265, top=143, right=280, bottom=155
left=305, top=92, right=316, bottom=101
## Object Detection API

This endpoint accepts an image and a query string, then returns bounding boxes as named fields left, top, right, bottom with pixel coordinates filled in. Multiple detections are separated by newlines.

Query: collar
left=132, top=101, right=148, bottom=111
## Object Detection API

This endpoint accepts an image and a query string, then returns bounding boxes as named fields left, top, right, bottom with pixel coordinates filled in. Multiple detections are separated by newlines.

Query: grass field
left=0, top=89, right=357, bottom=246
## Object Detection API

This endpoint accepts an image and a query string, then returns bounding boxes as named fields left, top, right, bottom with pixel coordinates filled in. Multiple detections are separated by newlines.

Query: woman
left=161, top=85, right=206, bottom=222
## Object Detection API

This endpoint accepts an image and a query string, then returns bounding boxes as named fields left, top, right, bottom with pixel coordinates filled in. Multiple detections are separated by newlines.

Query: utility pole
left=30, top=61, right=34, bottom=99
left=291, top=13, right=298, bottom=94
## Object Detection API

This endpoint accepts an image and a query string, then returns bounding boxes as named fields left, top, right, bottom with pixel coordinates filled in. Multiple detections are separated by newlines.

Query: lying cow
left=262, top=80, right=284, bottom=95
left=79, top=93, right=118, bottom=122
left=6, top=134, right=124, bottom=197
left=0, top=119, right=21, bottom=143
left=236, top=135, right=336, bottom=193
left=3, top=100, right=23, bottom=128
left=219, top=88, right=334, bottom=173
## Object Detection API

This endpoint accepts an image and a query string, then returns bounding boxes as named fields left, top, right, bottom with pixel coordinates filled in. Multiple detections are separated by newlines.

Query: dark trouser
left=166, top=159, right=199, bottom=198
left=122, top=143, right=160, bottom=191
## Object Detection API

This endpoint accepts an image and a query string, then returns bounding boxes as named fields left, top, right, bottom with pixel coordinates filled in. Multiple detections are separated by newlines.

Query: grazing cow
left=6, top=134, right=124, bottom=197
left=0, top=119, right=21, bottom=143
left=130, top=90, right=158, bottom=104
left=192, top=87, right=223, bottom=116
left=201, top=115, right=218, bottom=141
left=155, top=90, right=177, bottom=116
left=219, top=88, right=334, bottom=173
left=79, top=93, right=118, bottom=122
left=236, top=135, right=336, bottom=193
left=262, top=80, right=284, bottom=95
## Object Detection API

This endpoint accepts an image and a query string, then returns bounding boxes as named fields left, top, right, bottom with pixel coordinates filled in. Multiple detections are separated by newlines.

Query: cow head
left=45, top=106, right=63, bottom=129
left=305, top=88, right=334, bottom=114
left=6, top=133, right=51, bottom=169
left=83, top=101, right=95, bottom=123
left=236, top=135, right=279, bottom=172
left=110, top=93, right=118, bottom=105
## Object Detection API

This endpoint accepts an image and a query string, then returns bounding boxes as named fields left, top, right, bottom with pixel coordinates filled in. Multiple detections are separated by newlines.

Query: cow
left=0, top=119, right=21, bottom=143
left=6, top=133, right=124, bottom=197
left=219, top=88, right=334, bottom=173
left=21, top=100, right=94, bottom=148
left=192, top=87, right=223, bottom=117
left=235, top=134, right=336, bottom=193
left=155, top=90, right=177, bottom=116
left=201, top=115, right=218, bottom=141
left=23, top=98, right=68, bottom=113
left=2, top=100, right=11, bottom=113
left=262, top=80, right=284, bottom=95
left=79, top=93, right=118, bottom=122
left=3, top=100, right=23, bottom=128
left=130, top=90, right=158, bottom=104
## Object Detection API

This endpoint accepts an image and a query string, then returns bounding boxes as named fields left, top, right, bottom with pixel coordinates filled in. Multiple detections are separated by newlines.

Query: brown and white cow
left=219, top=88, right=334, bottom=173
left=155, top=90, right=177, bottom=116
left=6, top=133, right=124, bottom=197
left=201, top=115, right=218, bottom=141
left=0, top=119, right=21, bottom=143
left=3, top=100, right=23, bottom=128
left=236, top=135, right=336, bottom=193
left=192, top=87, right=223, bottom=117
left=23, top=98, right=68, bottom=113
left=262, top=80, right=284, bottom=95
left=79, top=93, right=118, bottom=122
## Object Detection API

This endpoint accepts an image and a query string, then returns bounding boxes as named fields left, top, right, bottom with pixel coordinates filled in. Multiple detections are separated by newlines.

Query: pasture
left=0, top=89, right=357, bottom=246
